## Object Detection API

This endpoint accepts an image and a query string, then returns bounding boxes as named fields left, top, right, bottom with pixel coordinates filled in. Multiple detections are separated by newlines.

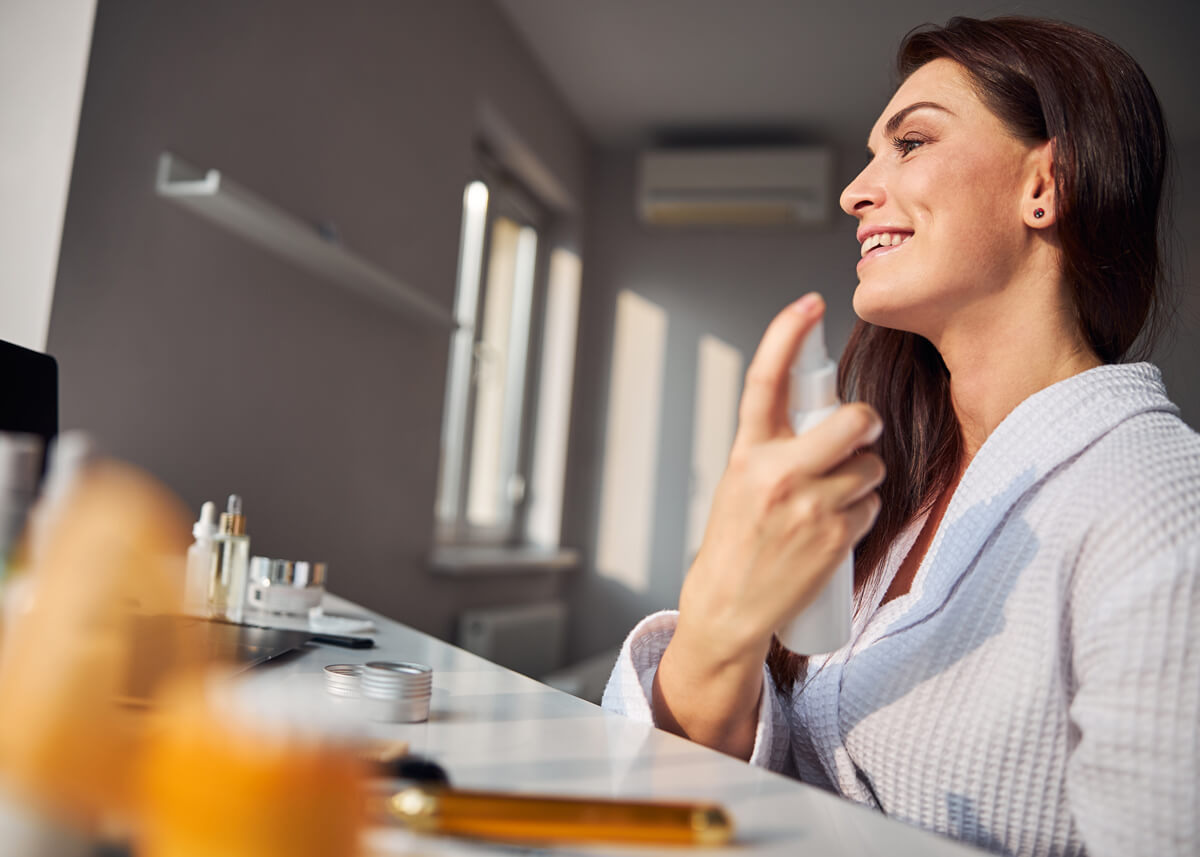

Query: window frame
left=435, top=165, right=548, bottom=547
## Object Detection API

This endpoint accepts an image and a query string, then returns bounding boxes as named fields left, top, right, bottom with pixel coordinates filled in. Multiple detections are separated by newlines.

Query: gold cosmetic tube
left=387, top=786, right=734, bottom=847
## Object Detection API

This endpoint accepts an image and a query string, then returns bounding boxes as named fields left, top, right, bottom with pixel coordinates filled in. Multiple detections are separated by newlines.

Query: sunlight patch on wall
left=595, top=290, right=668, bottom=594
left=685, top=335, right=743, bottom=567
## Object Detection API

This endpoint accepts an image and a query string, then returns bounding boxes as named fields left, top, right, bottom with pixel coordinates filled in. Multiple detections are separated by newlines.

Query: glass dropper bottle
left=211, top=494, right=250, bottom=624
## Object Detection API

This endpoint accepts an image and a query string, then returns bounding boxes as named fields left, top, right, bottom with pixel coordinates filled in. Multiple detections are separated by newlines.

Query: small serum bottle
left=185, top=501, right=218, bottom=616
left=777, top=315, right=855, bottom=654
left=212, top=494, right=251, bottom=624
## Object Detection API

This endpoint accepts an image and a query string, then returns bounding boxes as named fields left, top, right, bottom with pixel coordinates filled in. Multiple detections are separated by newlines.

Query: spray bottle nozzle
left=789, top=317, right=839, bottom=420
left=797, top=318, right=829, bottom=371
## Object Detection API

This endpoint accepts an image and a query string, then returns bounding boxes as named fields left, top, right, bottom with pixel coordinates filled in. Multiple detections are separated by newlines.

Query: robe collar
left=864, top=362, right=1177, bottom=641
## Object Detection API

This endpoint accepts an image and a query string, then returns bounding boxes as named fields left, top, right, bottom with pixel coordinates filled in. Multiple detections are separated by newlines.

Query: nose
left=839, top=160, right=884, bottom=218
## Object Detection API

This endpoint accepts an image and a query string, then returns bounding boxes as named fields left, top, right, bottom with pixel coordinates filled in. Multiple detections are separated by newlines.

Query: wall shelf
left=154, top=152, right=456, bottom=328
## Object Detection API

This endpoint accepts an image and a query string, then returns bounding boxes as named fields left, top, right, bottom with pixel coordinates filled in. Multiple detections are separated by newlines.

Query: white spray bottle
left=777, top=315, right=854, bottom=654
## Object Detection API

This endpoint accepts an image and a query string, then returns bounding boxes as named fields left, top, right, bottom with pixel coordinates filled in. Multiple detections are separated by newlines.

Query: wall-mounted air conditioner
left=637, top=146, right=833, bottom=227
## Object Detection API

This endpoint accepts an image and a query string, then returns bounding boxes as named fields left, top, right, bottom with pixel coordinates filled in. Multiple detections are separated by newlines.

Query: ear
left=1022, top=138, right=1056, bottom=229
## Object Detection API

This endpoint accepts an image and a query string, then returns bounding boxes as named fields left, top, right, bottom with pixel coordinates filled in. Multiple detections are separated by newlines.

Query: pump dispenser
left=777, top=317, right=854, bottom=654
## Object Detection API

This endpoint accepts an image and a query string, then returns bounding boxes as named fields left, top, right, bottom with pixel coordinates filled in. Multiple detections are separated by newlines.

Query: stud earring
left=1033, top=208, right=1045, bottom=219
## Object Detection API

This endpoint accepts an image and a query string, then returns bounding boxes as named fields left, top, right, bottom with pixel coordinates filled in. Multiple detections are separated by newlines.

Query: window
left=435, top=174, right=580, bottom=549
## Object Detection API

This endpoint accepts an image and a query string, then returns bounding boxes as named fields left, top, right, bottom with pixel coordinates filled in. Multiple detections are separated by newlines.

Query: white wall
left=49, top=0, right=588, bottom=642
left=0, top=0, right=96, bottom=351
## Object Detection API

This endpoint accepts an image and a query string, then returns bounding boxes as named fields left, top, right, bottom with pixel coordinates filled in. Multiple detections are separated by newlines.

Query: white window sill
left=428, top=544, right=581, bottom=576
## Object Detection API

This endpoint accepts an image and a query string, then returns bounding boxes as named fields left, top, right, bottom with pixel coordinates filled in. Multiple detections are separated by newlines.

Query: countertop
left=242, top=595, right=988, bottom=856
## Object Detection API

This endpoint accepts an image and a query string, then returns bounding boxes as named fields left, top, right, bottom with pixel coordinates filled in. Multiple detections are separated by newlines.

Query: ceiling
left=495, top=0, right=1200, bottom=150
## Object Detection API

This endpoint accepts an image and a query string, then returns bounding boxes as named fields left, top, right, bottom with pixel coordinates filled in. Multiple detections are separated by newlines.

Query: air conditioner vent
left=638, top=147, right=833, bottom=227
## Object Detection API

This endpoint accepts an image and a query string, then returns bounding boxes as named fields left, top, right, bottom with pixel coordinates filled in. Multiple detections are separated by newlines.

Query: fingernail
left=790, top=293, right=821, bottom=314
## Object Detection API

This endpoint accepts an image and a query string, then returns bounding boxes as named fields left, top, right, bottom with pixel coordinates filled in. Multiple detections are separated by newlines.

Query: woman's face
left=840, top=58, right=1042, bottom=338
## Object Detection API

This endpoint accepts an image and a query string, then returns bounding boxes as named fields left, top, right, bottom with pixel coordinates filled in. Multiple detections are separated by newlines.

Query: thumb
left=734, top=293, right=826, bottom=448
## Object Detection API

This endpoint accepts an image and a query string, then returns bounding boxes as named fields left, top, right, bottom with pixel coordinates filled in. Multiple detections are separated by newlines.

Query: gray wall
left=49, top=0, right=588, bottom=641
left=1163, top=142, right=1200, bottom=425
left=563, top=141, right=1200, bottom=663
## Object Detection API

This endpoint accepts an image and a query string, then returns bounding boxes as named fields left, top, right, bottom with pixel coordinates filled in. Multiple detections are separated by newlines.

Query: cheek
left=931, top=158, right=1021, bottom=252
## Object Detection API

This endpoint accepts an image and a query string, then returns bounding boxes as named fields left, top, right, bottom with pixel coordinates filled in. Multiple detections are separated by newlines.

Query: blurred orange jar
left=138, top=680, right=366, bottom=857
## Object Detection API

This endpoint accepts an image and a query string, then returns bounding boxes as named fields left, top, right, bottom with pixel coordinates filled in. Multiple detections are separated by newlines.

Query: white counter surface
left=244, top=596, right=988, bottom=856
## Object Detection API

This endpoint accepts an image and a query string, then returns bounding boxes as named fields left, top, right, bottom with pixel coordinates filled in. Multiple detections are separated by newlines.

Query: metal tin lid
left=323, top=663, right=363, bottom=698
left=361, top=662, right=434, bottom=721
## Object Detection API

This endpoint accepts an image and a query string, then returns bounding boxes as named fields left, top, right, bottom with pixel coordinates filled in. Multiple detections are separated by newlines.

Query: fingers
left=823, top=451, right=886, bottom=511
left=778, top=458, right=881, bottom=564
left=842, top=490, right=883, bottom=544
left=789, top=479, right=881, bottom=557
left=735, top=294, right=826, bottom=447
left=785, top=402, right=883, bottom=475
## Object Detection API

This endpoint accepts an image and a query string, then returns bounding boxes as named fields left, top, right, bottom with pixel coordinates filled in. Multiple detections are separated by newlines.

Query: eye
left=891, top=135, right=926, bottom=157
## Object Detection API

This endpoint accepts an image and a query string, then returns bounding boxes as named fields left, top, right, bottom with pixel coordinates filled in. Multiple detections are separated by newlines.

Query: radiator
left=457, top=601, right=567, bottom=678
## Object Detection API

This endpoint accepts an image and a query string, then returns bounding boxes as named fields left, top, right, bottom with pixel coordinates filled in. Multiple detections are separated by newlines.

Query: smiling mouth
left=859, top=231, right=913, bottom=260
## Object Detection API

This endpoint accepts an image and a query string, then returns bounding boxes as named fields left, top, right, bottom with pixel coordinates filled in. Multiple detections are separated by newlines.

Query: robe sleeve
left=601, top=609, right=792, bottom=772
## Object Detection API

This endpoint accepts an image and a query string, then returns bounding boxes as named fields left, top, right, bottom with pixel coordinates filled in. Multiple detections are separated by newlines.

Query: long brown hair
left=768, top=16, right=1170, bottom=693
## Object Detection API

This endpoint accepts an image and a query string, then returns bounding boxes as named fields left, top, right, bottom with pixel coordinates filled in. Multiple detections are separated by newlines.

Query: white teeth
left=860, top=231, right=913, bottom=258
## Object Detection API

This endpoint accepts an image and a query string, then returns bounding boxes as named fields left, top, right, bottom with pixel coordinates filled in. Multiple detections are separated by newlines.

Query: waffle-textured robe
left=603, top=363, right=1200, bottom=856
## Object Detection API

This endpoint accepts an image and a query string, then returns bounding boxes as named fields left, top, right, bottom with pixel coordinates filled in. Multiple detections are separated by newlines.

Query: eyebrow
left=866, top=101, right=955, bottom=155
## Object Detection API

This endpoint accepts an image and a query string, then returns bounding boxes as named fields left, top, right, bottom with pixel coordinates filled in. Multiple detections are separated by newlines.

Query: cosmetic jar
left=323, top=663, right=363, bottom=698
left=361, top=661, right=433, bottom=723
left=247, top=557, right=326, bottom=617
left=139, top=677, right=366, bottom=857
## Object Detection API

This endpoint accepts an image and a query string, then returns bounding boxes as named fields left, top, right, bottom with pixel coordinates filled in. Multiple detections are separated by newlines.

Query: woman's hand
left=652, top=293, right=884, bottom=758
left=683, top=295, right=884, bottom=659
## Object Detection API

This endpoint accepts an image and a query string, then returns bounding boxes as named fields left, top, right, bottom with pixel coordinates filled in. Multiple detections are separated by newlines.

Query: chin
left=851, top=280, right=920, bottom=333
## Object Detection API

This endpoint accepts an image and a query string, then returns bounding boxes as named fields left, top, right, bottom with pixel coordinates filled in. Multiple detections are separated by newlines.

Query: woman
left=603, top=16, right=1199, bottom=857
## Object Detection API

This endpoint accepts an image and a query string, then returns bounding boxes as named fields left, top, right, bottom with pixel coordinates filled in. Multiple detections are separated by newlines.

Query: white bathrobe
left=602, top=363, right=1200, bottom=857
